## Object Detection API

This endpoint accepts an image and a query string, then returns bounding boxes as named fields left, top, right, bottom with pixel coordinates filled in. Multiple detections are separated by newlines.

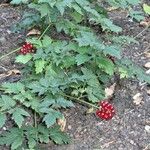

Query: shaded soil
left=0, top=3, right=150, bottom=150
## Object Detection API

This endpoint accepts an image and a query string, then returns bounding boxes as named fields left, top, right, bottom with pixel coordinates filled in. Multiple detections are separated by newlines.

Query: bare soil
left=0, top=3, right=150, bottom=150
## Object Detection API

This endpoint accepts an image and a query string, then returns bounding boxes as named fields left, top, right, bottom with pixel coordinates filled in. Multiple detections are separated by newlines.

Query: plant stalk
left=62, top=93, right=99, bottom=109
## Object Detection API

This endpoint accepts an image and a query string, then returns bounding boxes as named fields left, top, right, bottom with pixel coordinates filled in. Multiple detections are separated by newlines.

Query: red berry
left=96, top=100, right=115, bottom=120
left=19, top=42, right=34, bottom=55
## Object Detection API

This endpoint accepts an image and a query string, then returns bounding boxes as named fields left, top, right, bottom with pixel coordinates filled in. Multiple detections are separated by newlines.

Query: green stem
left=34, top=111, right=37, bottom=128
left=62, top=93, right=99, bottom=109
left=38, top=23, right=51, bottom=40
left=0, top=47, right=21, bottom=60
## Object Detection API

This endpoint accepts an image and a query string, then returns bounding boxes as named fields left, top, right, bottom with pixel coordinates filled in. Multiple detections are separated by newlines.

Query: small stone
left=145, top=125, right=150, bottom=133
left=144, top=62, right=150, bottom=68
left=68, top=125, right=72, bottom=130
left=130, top=140, right=135, bottom=145
left=3, top=127, right=7, bottom=130
left=0, top=37, right=6, bottom=44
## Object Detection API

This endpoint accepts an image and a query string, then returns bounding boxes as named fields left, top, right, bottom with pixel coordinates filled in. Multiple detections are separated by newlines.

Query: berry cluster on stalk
left=19, top=42, right=35, bottom=55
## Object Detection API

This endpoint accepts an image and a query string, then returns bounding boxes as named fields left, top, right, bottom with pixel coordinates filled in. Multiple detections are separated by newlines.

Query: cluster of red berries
left=19, top=42, right=35, bottom=55
left=96, top=100, right=115, bottom=120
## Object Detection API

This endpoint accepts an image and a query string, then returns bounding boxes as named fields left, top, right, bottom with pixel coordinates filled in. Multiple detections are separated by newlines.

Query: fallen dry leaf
left=140, top=17, right=150, bottom=27
left=105, top=83, right=116, bottom=98
left=144, top=62, right=150, bottom=68
left=106, top=7, right=118, bottom=11
left=6, top=69, right=21, bottom=76
left=145, top=52, right=150, bottom=58
left=147, top=89, right=150, bottom=95
left=133, top=93, right=143, bottom=105
left=86, top=107, right=94, bottom=114
left=0, top=69, right=21, bottom=79
left=57, top=117, right=66, bottom=132
left=27, top=29, right=41, bottom=36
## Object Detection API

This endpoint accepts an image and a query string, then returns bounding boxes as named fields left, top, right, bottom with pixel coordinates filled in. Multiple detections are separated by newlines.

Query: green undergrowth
left=0, top=0, right=150, bottom=149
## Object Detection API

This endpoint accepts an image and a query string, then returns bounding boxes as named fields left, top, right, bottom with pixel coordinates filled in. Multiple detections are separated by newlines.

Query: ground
left=0, top=3, right=150, bottom=150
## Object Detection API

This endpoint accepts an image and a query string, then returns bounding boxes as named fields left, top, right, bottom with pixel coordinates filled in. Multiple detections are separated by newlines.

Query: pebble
left=145, top=125, right=150, bottom=133
left=68, top=125, right=72, bottom=130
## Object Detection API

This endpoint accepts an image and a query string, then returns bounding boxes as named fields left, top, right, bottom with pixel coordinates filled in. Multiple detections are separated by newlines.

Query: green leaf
left=0, top=95, right=16, bottom=111
left=143, top=4, right=150, bottom=15
left=75, top=54, right=91, bottom=65
left=118, top=67, right=128, bottom=78
left=2, top=82, right=25, bottom=94
left=42, top=109, right=63, bottom=127
left=49, top=125, right=71, bottom=144
left=27, top=81, right=47, bottom=95
left=29, top=3, right=50, bottom=18
left=97, top=57, right=115, bottom=75
left=38, top=125, right=49, bottom=143
left=0, top=128, right=24, bottom=150
left=11, top=0, right=28, bottom=4
left=11, top=108, right=30, bottom=128
left=42, top=35, right=53, bottom=47
left=55, top=0, right=74, bottom=15
left=35, top=59, right=46, bottom=74
left=38, top=0, right=56, bottom=7
left=0, top=113, right=6, bottom=128
left=129, top=10, right=144, bottom=22
left=82, top=68, right=105, bottom=102
left=15, top=54, right=32, bottom=64
left=56, top=97, right=74, bottom=108
left=25, top=127, right=37, bottom=149
left=104, top=46, right=121, bottom=59
left=101, top=18, right=122, bottom=32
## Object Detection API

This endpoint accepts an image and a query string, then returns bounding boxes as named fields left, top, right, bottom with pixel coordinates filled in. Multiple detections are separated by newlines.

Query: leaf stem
left=62, top=93, right=99, bottom=109
left=34, top=111, right=37, bottom=128
left=38, top=23, right=51, bottom=40
left=0, top=47, right=21, bottom=60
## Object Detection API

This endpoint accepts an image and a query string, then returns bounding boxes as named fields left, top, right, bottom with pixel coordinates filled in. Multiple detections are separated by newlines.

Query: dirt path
left=0, top=4, right=150, bottom=150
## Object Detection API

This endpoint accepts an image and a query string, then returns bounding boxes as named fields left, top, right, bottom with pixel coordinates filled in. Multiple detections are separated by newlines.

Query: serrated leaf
left=75, top=54, right=91, bottom=65
left=0, top=128, right=24, bottom=149
left=56, top=97, right=74, bottom=108
left=42, top=109, right=63, bottom=127
left=0, top=95, right=16, bottom=111
left=11, top=0, right=28, bottom=4
left=38, top=125, right=50, bottom=143
left=15, top=54, right=32, bottom=64
left=29, top=3, right=50, bottom=18
left=0, top=113, right=6, bottom=128
left=143, top=4, right=150, bottom=15
left=35, top=59, right=46, bottom=74
left=27, top=81, right=47, bottom=95
left=56, top=0, right=74, bottom=15
left=25, top=127, right=37, bottom=149
left=38, top=0, right=56, bottom=7
left=118, top=67, right=128, bottom=78
left=11, top=108, right=30, bottom=128
left=104, top=46, right=121, bottom=59
left=101, top=18, right=122, bottom=32
left=97, top=57, right=115, bottom=75
left=42, top=35, right=53, bottom=47
left=2, top=82, right=25, bottom=94
left=49, top=125, right=71, bottom=144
